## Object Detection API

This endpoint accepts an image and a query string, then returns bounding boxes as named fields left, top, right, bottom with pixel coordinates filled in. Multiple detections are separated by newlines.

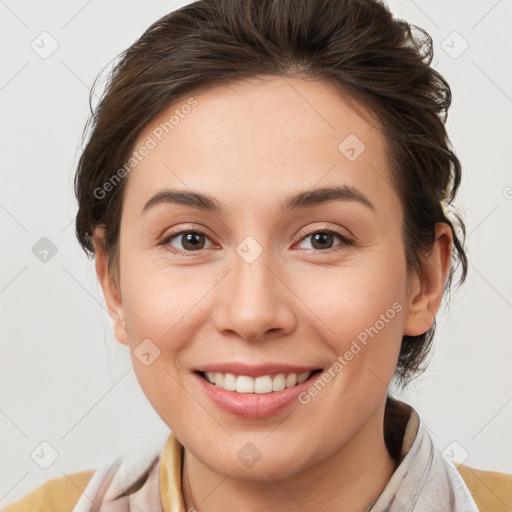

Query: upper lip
left=194, top=362, right=322, bottom=378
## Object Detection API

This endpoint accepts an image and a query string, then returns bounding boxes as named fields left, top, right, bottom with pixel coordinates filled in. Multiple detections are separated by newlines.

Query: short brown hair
left=74, top=0, right=468, bottom=386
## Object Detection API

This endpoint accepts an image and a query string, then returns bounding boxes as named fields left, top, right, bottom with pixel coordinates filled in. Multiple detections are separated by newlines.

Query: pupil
left=312, top=233, right=332, bottom=250
left=183, top=232, right=204, bottom=250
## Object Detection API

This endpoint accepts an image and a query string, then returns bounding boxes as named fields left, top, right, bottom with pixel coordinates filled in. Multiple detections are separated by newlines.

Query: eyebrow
left=141, top=185, right=375, bottom=216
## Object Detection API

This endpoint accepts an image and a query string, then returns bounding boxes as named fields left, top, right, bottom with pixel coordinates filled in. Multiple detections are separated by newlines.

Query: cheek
left=121, top=258, right=203, bottom=346
left=119, top=257, right=223, bottom=415
left=289, top=262, right=407, bottom=441
left=296, top=256, right=407, bottom=377
left=119, top=264, right=204, bottom=422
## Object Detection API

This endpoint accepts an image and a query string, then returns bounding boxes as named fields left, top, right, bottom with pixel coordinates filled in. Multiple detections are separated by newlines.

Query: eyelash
left=160, top=227, right=354, bottom=255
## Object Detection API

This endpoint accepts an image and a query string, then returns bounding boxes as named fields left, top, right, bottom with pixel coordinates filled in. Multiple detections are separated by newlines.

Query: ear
left=403, top=223, right=453, bottom=336
left=93, top=228, right=129, bottom=345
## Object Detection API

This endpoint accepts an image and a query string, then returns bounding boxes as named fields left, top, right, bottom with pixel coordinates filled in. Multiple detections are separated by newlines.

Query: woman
left=4, top=0, right=511, bottom=511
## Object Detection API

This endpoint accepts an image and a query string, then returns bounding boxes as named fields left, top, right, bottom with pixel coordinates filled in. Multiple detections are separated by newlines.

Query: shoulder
left=2, top=470, right=96, bottom=512
left=456, top=463, right=512, bottom=512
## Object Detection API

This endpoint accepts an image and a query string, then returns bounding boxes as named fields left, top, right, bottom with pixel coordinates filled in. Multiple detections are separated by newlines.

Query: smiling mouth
left=196, top=369, right=323, bottom=394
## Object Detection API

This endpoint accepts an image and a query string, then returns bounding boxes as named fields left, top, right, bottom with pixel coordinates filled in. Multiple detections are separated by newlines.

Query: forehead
left=124, top=76, right=394, bottom=215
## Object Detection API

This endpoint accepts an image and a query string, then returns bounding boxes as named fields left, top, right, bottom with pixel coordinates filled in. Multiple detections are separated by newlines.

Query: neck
left=181, top=397, right=396, bottom=512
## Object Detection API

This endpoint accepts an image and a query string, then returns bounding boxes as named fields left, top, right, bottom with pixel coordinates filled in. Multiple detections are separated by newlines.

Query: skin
left=93, top=75, right=452, bottom=512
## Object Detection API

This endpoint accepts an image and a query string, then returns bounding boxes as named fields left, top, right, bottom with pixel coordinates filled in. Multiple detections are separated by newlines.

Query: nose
left=212, top=245, right=297, bottom=343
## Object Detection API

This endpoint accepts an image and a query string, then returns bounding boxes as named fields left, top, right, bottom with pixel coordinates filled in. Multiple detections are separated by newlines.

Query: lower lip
left=193, top=372, right=321, bottom=419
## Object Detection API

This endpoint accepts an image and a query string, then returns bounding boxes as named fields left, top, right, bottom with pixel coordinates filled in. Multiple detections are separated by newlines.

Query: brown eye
left=297, top=229, right=353, bottom=251
left=310, top=232, right=335, bottom=250
left=164, top=230, right=212, bottom=253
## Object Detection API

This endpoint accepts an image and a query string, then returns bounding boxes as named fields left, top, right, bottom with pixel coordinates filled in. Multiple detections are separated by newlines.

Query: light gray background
left=1, top=0, right=511, bottom=505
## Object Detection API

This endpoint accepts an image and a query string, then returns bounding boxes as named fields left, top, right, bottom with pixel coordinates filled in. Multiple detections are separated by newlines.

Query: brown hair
left=74, top=0, right=468, bottom=387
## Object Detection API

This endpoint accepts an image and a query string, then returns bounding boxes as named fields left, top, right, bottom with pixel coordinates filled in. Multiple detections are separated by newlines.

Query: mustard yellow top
left=3, top=432, right=512, bottom=512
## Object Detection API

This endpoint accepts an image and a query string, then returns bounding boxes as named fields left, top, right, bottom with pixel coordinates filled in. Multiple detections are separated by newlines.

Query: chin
left=199, top=440, right=320, bottom=482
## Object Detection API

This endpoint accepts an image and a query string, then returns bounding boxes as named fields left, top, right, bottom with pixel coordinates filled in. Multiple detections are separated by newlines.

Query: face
left=97, top=76, right=431, bottom=481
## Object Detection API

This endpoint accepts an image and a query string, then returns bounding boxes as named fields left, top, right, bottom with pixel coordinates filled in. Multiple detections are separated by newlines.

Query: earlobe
left=92, top=228, right=129, bottom=345
left=403, top=223, right=453, bottom=336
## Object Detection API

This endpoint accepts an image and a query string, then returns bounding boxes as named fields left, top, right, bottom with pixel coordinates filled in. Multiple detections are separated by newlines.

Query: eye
left=296, top=228, right=354, bottom=251
left=162, top=230, right=213, bottom=253
left=161, top=227, right=354, bottom=255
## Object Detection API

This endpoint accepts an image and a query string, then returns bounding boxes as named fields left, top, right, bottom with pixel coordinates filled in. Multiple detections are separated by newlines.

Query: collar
left=157, top=395, right=419, bottom=511
left=158, top=397, right=478, bottom=512
left=71, top=397, right=478, bottom=511
left=159, top=431, right=185, bottom=512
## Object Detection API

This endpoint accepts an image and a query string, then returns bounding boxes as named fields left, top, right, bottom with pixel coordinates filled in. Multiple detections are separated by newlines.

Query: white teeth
left=214, top=372, right=224, bottom=387
left=297, top=371, right=310, bottom=384
left=285, top=373, right=297, bottom=387
left=203, top=371, right=315, bottom=393
left=254, top=375, right=273, bottom=393
left=236, top=375, right=254, bottom=393
left=223, top=373, right=236, bottom=391
left=272, top=373, right=286, bottom=392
